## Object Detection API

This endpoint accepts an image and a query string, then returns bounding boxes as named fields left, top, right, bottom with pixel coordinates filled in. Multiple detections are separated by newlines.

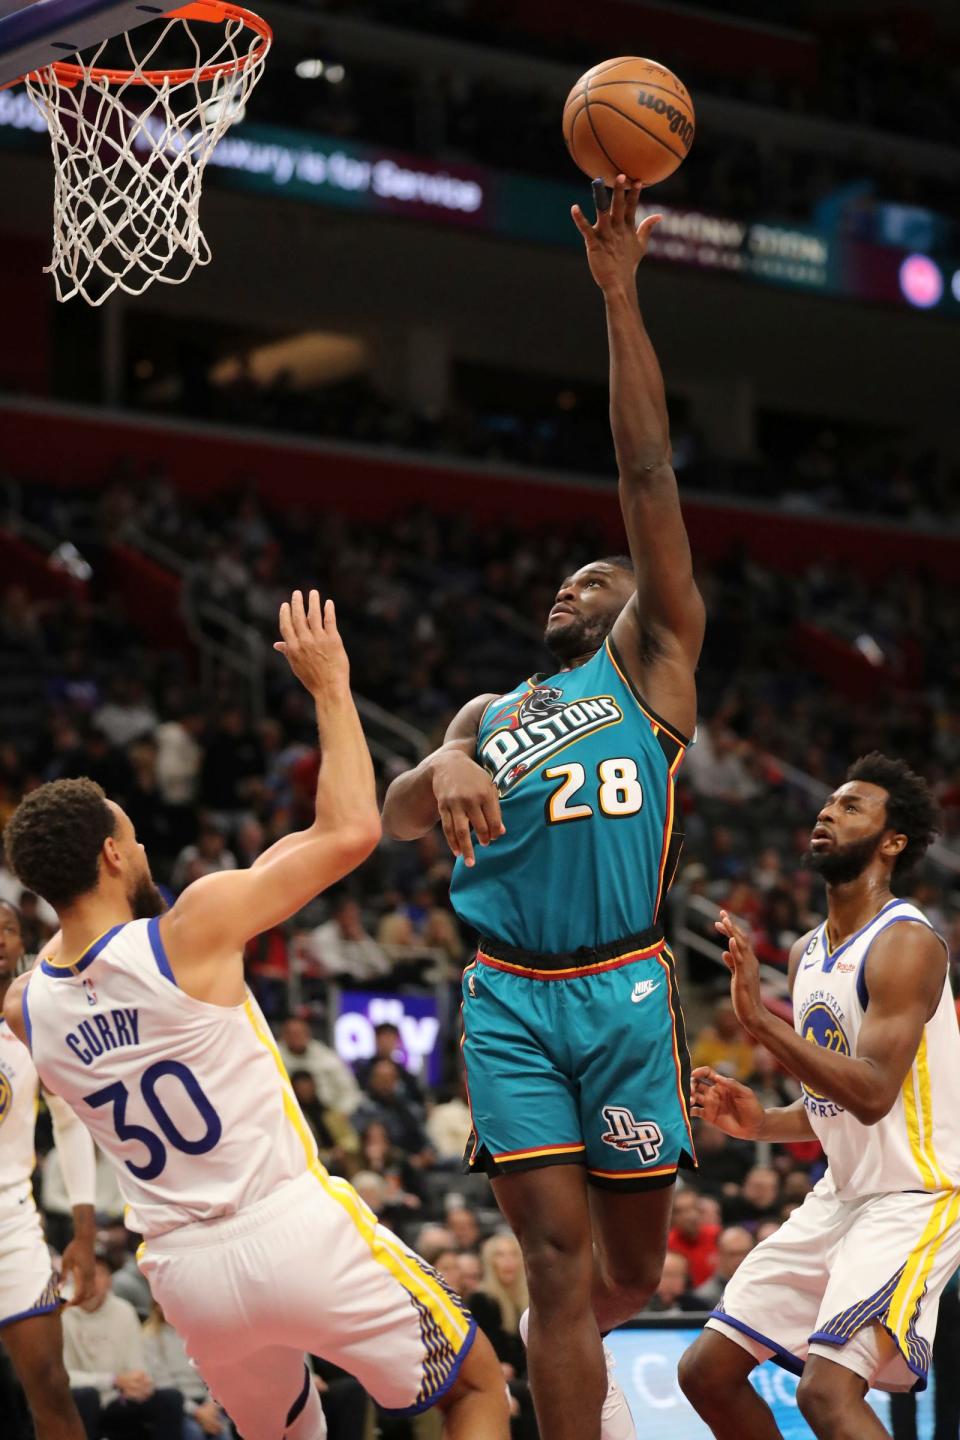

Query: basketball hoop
left=22, top=2, right=272, bottom=305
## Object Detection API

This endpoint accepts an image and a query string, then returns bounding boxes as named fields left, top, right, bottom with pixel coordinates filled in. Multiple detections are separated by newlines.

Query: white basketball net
left=24, top=9, right=270, bottom=305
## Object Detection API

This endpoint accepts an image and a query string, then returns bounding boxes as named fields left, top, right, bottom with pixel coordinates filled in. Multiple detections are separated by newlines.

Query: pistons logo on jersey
left=480, top=689, right=624, bottom=794
left=798, top=993, right=850, bottom=1116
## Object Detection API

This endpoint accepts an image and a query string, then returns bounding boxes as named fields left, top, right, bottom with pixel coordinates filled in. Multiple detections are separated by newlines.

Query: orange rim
left=27, top=1, right=271, bottom=88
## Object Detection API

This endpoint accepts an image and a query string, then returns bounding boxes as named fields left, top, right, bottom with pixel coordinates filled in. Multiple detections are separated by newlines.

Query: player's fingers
left=450, top=809, right=476, bottom=867
left=323, top=597, right=339, bottom=635
left=691, top=1066, right=719, bottom=1084
left=722, top=949, right=735, bottom=973
left=609, top=174, right=627, bottom=223
left=467, top=801, right=492, bottom=847
left=291, top=589, right=309, bottom=642
left=638, top=212, right=663, bottom=244
left=624, top=183, right=641, bottom=228
left=438, top=804, right=460, bottom=857
left=306, top=588, right=322, bottom=633
left=278, top=601, right=293, bottom=644
left=591, top=177, right=611, bottom=217
left=571, top=203, right=593, bottom=238
left=480, top=788, right=506, bottom=838
left=273, top=641, right=287, bottom=654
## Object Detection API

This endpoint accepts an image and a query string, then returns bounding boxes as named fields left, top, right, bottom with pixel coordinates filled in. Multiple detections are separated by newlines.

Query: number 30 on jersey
left=543, top=758, right=643, bottom=823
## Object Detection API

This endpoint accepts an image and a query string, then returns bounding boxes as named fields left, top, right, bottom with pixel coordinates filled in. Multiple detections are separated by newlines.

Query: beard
left=804, top=826, right=886, bottom=885
left=544, top=613, right=611, bottom=664
left=129, top=873, right=168, bottom=920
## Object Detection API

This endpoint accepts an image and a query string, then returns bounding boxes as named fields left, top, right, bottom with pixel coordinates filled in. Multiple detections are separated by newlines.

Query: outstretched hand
left=571, top=174, right=662, bottom=291
left=274, top=589, right=350, bottom=701
left=690, top=1066, right=765, bottom=1140
left=715, top=909, right=767, bottom=1037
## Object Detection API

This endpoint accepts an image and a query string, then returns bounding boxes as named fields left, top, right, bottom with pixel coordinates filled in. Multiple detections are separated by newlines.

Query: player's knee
left=677, top=1335, right=743, bottom=1411
left=603, top=1254, right=663, bottom=1317
left=796, top=1371, right=841, bottom=1433
left=20, top=1351, right=73, bottom=1415
left=522, top=1229, right=592, bottom=1310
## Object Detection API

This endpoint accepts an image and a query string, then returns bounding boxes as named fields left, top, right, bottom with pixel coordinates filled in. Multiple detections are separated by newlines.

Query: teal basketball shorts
left=460, top=927, right=697, bottom=1192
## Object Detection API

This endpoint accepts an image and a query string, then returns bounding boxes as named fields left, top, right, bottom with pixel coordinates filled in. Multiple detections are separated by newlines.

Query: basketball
left=563, top=56, right=695, bottom=188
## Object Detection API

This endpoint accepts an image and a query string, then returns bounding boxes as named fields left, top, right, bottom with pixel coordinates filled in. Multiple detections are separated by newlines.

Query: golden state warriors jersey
left=450, top=638, right=688, bottom=953
left=23, top=919, right=317, bottom=1237
left=794, top=900, right=960, bottom=1199
left=0, top=1014, right=40, bottom=1203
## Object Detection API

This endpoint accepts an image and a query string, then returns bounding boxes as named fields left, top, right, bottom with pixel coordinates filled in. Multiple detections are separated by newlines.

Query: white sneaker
left=518, top=1310, right=637, bottom=1440
left=600, top=1344, right=637, bottom=1440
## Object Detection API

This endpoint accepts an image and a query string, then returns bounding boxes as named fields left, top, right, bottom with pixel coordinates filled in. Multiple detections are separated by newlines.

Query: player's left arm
left=719, top=910, right=945, bottom=1127
left=45, top=1090, right=97, bottom=1306
left=573, top=176, right=705, bottom=736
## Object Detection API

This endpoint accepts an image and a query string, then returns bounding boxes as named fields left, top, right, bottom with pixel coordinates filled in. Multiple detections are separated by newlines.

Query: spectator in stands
left=458, top=1251, right=483, bottom=1303
left=142, top=1302, right=229, bottom=1439
left=353, top=1058, right=430, bottom=1158
left=469, top=1234, right=535, bottom=1437
left=199, top=705, right=264, bottom=816
left=277, top=1016, right=362, bottom=1116
left=690, top=999, right=756, bottom=1080
left=154, top=705, right=204, bottom=808
left=667, top=1186, right=719, bottom=1287
left=691, top=1227, right=755, bottom=1308
left=723, top=1165, right=782, bottom=1226
left=93, top=677, right=158, bottom=748
left=98, top=1226, right=153, bottom=1320
left=299, top=893, right=391, bottom=982
left=415, top=1223, right=457, bottom=1265
left=64, top=1255, right=183, bottom=1440
left=377, top=879, right=465, bottom=966
left=426, top=1076, right=472, bottom=1162
left=357, top=1119, right=424, bottom=1212
left=289, top=1070, right=359, bottom=1176
left=447, top=1203, right=483, bottom=1255
left=644, top=1252, right=701, bottom=1314
left=171, top=820, right=237, bottom=893
left=433, top=1248, right=465, bottom=1294
left=354, top=1022, right=423, bottom=1105
left=692, top=1121, right=756, bottom=1199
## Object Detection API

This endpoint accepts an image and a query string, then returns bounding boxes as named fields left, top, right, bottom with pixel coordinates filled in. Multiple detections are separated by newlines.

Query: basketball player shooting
left=2, top=591, right=509, bottom=1440
left=383, top=176, right=706, bottom=1440
left=679, top=755, right=959, bottom=1440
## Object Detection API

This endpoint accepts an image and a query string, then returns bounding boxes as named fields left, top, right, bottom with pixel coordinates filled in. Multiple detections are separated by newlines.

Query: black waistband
left=476, top=924, right=666, bottom=972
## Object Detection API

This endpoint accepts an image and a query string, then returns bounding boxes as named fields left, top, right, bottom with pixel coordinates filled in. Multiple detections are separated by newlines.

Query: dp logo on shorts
left=600, top=1106, right=664, bottom=1161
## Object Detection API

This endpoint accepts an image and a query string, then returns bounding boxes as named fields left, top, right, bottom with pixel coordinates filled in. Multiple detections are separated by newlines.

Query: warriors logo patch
left=480, top=688, right=623, bottom=794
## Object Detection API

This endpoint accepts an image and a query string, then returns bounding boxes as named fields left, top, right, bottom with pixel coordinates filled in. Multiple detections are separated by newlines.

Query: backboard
left=0, top=0, right=169, bottom=87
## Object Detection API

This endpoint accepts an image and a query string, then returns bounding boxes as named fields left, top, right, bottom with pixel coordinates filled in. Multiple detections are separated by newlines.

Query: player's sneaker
left=518, top=1309, right=637, bottom=1440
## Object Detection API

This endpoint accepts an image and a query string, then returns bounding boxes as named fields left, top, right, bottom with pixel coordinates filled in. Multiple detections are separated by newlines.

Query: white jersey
left=24, top=918, right=316, bottom=1237
left=793, top=898, right=960, bottom=1199
left=0, top=1013, right=39, bottom=1203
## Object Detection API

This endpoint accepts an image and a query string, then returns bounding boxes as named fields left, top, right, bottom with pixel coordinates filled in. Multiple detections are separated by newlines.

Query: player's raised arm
left=381, top=693, right=505, bottom=865
left=717, top=911, right=944, bottom=1126
left=572, top=176, right=705, bottom=728
left=160, top=591, right=380, bottom=973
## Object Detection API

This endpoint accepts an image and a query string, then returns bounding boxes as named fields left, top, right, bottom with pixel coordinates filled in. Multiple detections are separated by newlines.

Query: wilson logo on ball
left=635, top=91, right=695, bottom=149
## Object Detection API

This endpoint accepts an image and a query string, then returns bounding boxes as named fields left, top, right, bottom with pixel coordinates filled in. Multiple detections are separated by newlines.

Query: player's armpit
left=2, top=972, right=30, bottom=1045
left=161, top=822, right=380, bottom=968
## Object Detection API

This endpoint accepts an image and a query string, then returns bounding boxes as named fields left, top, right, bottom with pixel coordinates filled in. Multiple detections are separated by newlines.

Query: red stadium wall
left=3, top=401, right=957, bottom=584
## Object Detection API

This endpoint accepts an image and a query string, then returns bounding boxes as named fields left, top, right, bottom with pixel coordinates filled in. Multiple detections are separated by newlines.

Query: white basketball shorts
left=138, top=1167, right=477, bottom=1439
left=0, top=1183, right=59, bottom=1329
left=707, top=1176, right=960, bottom=1392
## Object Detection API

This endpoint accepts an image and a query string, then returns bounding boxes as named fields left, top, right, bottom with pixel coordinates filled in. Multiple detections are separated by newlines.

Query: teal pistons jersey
left=450, top=637, right=688, bottom=954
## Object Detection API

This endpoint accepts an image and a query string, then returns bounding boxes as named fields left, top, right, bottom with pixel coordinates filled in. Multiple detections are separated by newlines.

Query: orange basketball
left=563, top=56, right=695, bottom=188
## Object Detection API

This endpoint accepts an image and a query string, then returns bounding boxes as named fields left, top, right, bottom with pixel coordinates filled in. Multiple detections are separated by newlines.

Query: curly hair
left=845, top=752, right=940, bottom=880
left=4, top=779, right=116, bottom=910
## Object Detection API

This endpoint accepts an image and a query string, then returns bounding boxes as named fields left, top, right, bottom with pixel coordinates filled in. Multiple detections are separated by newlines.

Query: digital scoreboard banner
left=607, top=1325, right=933, bottom=1438
left=1, top=85, right=957, bottom=315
